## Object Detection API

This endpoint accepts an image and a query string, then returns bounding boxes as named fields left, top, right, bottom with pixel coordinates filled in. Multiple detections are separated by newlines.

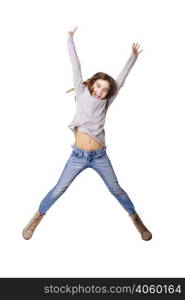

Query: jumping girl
left=22, top=26, right=152, bottom=241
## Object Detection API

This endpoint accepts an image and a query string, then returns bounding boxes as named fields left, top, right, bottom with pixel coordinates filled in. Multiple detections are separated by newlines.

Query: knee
left=108, top=182, right=126, bottom=197
left=52, top=184, right=69, bottom=197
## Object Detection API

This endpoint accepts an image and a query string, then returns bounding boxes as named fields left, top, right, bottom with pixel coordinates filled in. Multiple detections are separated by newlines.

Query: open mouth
left=93, top=93, right=101, bottom=99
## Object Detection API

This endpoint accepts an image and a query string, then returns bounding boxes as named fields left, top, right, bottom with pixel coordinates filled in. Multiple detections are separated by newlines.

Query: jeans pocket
left=71, top=150, right=82, bottom=158
left=95, top=151, right=106, bottom=159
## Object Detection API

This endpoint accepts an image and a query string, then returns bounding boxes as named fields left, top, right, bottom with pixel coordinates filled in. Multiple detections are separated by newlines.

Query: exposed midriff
left=74, top=129, right=103, bottom=150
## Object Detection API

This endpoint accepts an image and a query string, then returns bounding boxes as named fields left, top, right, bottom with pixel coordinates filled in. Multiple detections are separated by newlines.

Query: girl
left=22, top=27, right=152, bottom=241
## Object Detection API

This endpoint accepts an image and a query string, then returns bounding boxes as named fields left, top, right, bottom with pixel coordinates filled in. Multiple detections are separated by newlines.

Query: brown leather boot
left=129, top=213, right=152, bottom=241
left=22, top=211, right=44, bottom=240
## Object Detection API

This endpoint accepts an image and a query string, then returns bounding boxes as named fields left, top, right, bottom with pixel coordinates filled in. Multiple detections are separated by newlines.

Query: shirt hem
left=68, top=125, right=106, bottom=147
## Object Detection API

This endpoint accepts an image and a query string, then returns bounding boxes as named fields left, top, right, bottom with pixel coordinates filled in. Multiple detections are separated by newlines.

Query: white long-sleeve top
left=67, top=34, right=138, bottom=147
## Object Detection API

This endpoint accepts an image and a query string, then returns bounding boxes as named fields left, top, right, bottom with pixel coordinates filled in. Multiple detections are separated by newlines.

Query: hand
left=68, top=26, right=78, bottom=37
left=132, top=42, right=143, bottom=55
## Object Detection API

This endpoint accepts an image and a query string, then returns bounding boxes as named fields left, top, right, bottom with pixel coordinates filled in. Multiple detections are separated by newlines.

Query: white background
left=0, top=0, right=185, bottom=277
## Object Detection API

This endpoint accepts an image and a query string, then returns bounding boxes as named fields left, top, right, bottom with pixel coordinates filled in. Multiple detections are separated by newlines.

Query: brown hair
left=66, top=72, right=117, bottom=99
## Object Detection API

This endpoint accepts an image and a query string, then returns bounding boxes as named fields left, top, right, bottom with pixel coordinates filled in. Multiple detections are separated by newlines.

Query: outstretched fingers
left=132, top=42, right=143, bottom=55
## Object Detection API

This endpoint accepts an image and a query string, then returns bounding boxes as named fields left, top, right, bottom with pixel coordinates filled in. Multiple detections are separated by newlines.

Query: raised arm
left=106, top=42, right=143, bottom=109
left=67, top=26, right=84, bottom=93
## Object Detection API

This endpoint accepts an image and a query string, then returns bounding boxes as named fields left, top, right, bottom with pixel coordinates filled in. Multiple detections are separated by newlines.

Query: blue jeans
left=39, top=145, right=136, bottom=215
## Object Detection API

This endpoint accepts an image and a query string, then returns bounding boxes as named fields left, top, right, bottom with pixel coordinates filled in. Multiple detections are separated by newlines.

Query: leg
left=91, top=153, right=136, bottom=214
left=22, top=153, right=88, bottom=240
left=39, top=153, right=88, bottom=214
left=91, top=152, right=152, bottom=241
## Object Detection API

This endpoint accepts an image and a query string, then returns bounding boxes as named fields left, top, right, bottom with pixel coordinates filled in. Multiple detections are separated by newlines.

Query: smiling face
left=91, top=79, right=110, bottom=100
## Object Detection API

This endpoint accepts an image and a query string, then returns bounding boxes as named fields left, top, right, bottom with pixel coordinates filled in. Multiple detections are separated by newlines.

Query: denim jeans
left=39, top=145, right=136, bottom=215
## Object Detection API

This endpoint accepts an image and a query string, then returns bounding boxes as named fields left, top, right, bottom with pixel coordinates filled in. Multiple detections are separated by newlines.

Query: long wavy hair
left=66, top=72, right=117, bottom=99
